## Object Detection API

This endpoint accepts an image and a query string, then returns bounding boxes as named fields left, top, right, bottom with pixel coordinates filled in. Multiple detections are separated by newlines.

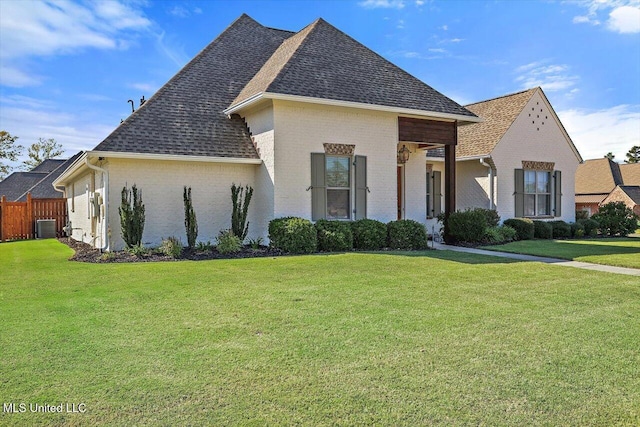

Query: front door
left=397, top=166, right=403, bottom=220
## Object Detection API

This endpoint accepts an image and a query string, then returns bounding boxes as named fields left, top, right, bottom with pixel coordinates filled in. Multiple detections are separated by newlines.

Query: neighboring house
left=427, top=87, right=582, bottom=229
left=0, top=156, right=80, bottom=201
left=53, top=14, right=479, bottom=251
left=575, top=158, right=640, bottom=216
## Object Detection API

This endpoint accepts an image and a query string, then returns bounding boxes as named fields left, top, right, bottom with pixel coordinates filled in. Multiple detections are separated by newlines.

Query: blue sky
left=1, top=0, right=639, bottom=169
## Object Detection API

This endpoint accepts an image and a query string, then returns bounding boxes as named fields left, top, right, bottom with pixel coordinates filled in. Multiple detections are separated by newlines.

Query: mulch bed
left=59, top=238, right=285, bottom=263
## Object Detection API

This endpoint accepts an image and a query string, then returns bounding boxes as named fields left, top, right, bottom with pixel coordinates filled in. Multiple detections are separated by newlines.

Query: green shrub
left=183, top=186, right=198, bottom=249
left=216, top=230, right=242, bottom=254
left=484, top=225, right=517, bottom=245
left=315, top=220, right=353, bottom=252
left=484, top=226, right=504, bottom=244
left=231, top=183, right=253, bottom=242
left=100, top=251, right=117, bottom=261
left=577, top=218, right=599, bottom=237
left=570, top=222, right=585, bottom=238
left=268, top=217, right=317, bottom=254
left=247, top=237, right=264, bottom=250
left=119, top=184, right=145, bottom=249
left=576, top=210, right=589, bottom=220
left=387, top=220, right=428, bottom=250
left=127, top=244, right=149, bottom=257
left=473, top=208, right=500, bottom=228
left=447, top=209, right=488, bottom=243
left=503, top=218, right=534, bottom=240
left=159, top=237, right=182, bottom=258
left=195, top=240, right=214, bottom=252
left=350, top=219, right=387, bottom=250
left=550, top=220, right=572, bottom=239
left=500, top=225, right=517, bottom=242
left=533, top=220, right=553, bottom=239
left=591, top=202, right=639, bottom=236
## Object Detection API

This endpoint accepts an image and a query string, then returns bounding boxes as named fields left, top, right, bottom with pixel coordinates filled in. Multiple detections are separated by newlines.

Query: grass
left=480, top=237, right=640, bottom=269
left=0, top=239, right=639, bottom=426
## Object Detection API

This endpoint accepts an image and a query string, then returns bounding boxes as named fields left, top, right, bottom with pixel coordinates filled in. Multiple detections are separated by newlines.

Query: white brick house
left=427, top=87, right=582, bottom=229
left=53, top=14, right=479, bottom=251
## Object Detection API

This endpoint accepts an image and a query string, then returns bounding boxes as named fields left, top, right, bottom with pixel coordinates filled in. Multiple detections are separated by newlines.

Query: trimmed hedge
left=351, top=219, right=387, bottom=250
left=387, top=220, right=428, bottom=250
left=503, top=218, right=534, bottom=240
left=533, top=220, right=553, bottom=239
left=576, top=218, right=599, bottom=237
left=570, top=222, right=585, bottom=238
left=474, top=208, right=500, bottom=228
left=268, top=217, right=317, bottom=254
left=447, top=209, right=487, bottom=243
left=551, top=220, right=572, bottom=239
left=316, top=220, right=353, bottom=252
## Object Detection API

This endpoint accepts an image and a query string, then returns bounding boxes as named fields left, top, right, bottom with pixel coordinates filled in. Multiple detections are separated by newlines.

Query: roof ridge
left=465, top=87, right=538, bottom=107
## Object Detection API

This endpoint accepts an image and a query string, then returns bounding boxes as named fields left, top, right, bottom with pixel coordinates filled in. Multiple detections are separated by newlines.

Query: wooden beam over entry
left=398, top=117, right=456, bottom=145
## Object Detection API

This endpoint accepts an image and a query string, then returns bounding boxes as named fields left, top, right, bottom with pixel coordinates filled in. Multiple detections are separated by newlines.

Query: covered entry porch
left=395, top=116, right=458, bottom=242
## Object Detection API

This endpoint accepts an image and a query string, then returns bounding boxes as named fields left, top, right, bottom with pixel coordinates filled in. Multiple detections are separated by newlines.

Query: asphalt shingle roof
left=575, top=158, right=623, bottom=195
left=93, top=15, right=293, bottom=158
left=618, top=185, right=640, bottom=204
left=30, top=159, right=66, bottom=173
left=619, top=163, right=640, bottom=186
left=456, top=88, right=537, bottom=158
left=0, top=173, right=47, bottom=201
left=231, top=19, right=475, bottom=118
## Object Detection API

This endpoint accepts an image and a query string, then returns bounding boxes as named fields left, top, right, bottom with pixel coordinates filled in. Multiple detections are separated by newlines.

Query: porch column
left=443, top=124, right=457, bottom=244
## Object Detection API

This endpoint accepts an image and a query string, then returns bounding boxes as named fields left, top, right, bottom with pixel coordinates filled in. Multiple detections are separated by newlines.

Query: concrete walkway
left=432, top=242, right=640, bottom=277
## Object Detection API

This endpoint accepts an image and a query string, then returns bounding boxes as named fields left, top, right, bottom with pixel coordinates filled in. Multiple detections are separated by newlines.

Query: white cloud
left=169, top=6, right=190, bottom=18
left=558, top=105, right=640, bottom=161
left=515, top=62, right=579, bottom=92
left=194, top=7, right=203, bottom=14
left=607, top=5, right=640, bottom=33
left=358, top=0, right=405, bottom=9
left=428, top=48, right=446, bottom=53
left=572, top=1, right=640, bottom=33
left=0, top=0, right=151, bottom=87
left=440, top=25, right=448, bottom=30
left=129, top=82, right=158, bottom=93
left=415, top=0, right=425, bottom=5
left=397, top=19, right=405, bottom=29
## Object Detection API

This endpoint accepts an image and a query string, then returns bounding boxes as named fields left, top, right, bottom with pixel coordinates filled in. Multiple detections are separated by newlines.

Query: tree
left=0, top=131, right=23, bottom=180
left=625, top=146, right=640, bottom=164
left=22, top=138, right=64, bottom=170
left=604, top=152, right=615, bottom=161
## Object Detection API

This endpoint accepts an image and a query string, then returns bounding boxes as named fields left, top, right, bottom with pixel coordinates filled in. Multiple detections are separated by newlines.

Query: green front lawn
left=480, top=237, right=640, bottom=269
left=1, top=240, right=639, bottom=426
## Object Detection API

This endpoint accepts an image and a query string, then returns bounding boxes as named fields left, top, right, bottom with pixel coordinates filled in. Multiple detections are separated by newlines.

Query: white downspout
left=479, top=158, right=495, bottom=210
left=85, top=156, right=109, bottom=251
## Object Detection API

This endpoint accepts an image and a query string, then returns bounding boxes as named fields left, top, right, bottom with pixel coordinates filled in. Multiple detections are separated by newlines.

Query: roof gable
left=30, top=159, right=66, bottom=173
left=230, top=18, right=475, bottom=118
left=93, top=14, right=293, bottom=158
left=457, top=88, right=537, bottom=158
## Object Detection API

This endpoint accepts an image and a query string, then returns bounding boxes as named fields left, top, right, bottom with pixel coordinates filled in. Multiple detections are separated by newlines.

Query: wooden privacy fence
left=0, top=193, right=68, bottom=242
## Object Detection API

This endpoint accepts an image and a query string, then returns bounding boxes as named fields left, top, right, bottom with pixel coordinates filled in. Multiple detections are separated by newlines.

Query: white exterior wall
left=272, top=100, right=398, bottom=223
left=244, top=104, right=276, bottom=229
left=491, top=91, right=581, bottom=222
left=105, top=159, right=261, bottom=251
left=403, top=143, right=427, bottom=222
left=66, top=171, right=106, bottom=246
left=456, top=160, right=493, bottom=211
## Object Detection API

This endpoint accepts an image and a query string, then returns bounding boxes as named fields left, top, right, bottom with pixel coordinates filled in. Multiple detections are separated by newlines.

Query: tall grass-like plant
left=119, top=184, right=145, bottom=248
left=183, top=186, right=198, bottom=249
left=231, top=183, right=253, bottom=242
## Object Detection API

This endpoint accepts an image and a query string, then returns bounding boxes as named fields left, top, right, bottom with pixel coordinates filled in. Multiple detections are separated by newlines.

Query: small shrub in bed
left=577, top=218, right=599, bottom=237
left=503, top=218, right=534, bottom=240
left=216, top=230, right=242, bottom=254
left=159, top=236, right=182, bottom=258
left=315, top=219, right=353, bottom=252
left=268, top=217, right=317, bottom=254
left=533, top=220, right=553, bottom=239
left=570, top=222, right=585, bottom=238
left=473, top=208, right=500, bottom=228
left=351, top=219, right=387, bottom=250
left=387, top=219, right=428, bottom=250
left=447, top=209, right=487, bottom=243
left=551, top=220, right=572, bottom=239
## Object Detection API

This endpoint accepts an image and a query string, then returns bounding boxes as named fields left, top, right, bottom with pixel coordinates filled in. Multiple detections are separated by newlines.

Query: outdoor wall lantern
left=397, top=144, right=411, bottom=164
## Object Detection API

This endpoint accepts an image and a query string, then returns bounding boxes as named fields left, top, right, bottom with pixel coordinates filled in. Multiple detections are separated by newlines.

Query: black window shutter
left=311, top=153, right=326, bottom=221
left=354, top=155, right=367, bottom=220
left=554, top=170, right=562, bottom=217
left=514, top=169, right=524, bottom=217
left=433, top=171, right=442, bottom=216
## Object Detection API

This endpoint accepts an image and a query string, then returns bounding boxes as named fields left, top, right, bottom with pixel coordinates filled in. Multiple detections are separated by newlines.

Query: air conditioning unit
left=36, top=219, right=57, bottom=239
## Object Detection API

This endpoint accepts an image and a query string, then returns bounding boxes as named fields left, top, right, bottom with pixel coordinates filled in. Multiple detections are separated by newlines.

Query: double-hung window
left=311, top=153, right=367, bottom=221
left=325, top=156, right=351, bottom=220
left=524, top=170, right=551, bottom=216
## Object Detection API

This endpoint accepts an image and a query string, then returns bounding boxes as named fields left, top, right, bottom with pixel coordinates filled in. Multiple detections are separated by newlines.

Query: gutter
left=479, top=157, right=495, bottom=210
left=84, top=156, right=110, bottom=252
